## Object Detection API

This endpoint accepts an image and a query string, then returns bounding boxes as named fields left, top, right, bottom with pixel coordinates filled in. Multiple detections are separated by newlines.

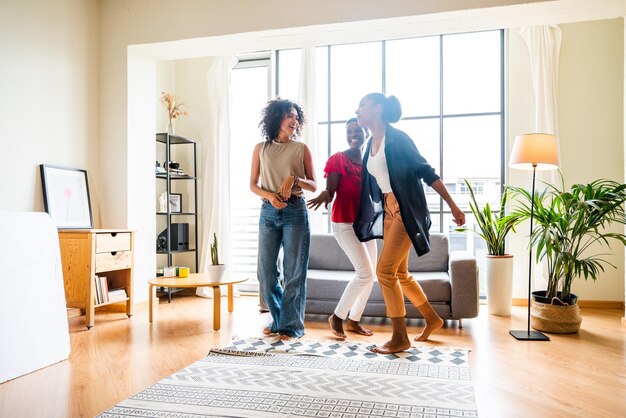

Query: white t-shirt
left=367, top=136, right=392, bottom=193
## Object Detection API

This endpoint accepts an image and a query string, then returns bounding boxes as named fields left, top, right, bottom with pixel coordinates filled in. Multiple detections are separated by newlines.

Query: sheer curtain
left=519, top=25, right=562, bottom=289
left=298, top=47, right=323, bottom=230
left=196, top=55, right=237, bottom=298
left=520, top=25, right=562, bottom=137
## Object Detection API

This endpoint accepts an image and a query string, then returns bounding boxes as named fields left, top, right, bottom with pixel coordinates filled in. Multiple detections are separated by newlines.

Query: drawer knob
left=111, top=232, right=118, bottom=237
left=111, top=251, right=117, bottom=256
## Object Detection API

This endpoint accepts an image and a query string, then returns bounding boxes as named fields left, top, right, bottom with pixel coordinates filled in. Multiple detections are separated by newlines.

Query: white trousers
left=331, top=222, right=377, bottom=321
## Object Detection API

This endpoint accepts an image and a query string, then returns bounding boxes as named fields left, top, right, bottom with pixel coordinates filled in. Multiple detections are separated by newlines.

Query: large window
left=276, top=30, right=504, bottom=296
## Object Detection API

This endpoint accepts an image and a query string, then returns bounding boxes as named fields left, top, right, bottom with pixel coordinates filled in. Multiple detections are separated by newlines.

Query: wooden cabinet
left=58, top=229, right=134, bottom=329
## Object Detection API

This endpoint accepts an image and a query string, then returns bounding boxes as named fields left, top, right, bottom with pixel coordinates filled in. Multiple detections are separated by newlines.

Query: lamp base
left=509, top=330, right=550, bottom=341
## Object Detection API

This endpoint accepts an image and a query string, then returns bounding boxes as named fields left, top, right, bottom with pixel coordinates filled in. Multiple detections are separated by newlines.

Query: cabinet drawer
left=96, top=233, right=131, bottom=253
left=95, top=251, right=132, bottom=273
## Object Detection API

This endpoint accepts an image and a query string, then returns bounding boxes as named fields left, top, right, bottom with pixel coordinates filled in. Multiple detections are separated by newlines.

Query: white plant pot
left=206, top=264, right=226, bottom=283
left=485, top=255, right=514, bottom=316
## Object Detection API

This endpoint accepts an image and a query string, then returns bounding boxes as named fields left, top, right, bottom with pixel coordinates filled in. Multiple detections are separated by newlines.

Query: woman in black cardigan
left=353, top=93, right=465, bottom=354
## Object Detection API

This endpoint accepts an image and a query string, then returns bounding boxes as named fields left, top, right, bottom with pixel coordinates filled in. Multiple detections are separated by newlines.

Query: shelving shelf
left=156, top=132, right=199, bottom=302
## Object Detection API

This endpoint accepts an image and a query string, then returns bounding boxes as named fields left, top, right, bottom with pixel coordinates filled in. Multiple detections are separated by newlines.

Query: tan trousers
left=378, top=193, right=428, bottom=317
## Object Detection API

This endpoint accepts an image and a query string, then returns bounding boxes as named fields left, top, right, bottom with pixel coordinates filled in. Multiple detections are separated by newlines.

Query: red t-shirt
left=324, top=152, right=362, bottom=223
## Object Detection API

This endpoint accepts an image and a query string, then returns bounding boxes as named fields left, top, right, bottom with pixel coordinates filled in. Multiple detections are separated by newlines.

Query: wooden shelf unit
left=58, top=229, right=134, bottom=329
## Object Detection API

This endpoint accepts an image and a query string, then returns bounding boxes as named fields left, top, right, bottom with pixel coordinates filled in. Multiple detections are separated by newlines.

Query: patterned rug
left=98, top=338, right=478, bottom=417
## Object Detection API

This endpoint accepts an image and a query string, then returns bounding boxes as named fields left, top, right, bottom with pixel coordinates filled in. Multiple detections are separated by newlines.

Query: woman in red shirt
left=308, top=118, right=377, bottom=339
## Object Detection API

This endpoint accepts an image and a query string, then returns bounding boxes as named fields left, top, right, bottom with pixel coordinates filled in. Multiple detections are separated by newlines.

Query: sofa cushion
left=404, top=234, right=449, bottom=272
left=306, top=270, right=451, bottom=303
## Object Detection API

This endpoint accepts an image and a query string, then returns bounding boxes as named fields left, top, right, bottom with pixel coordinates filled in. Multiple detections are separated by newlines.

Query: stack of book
left=108, top=288, right=128, bottom=303
left=94, top=275, right=109, bottom=304
left=94, top=275, right=128, bottom=304
left=168, top=168, right=184, bottom=175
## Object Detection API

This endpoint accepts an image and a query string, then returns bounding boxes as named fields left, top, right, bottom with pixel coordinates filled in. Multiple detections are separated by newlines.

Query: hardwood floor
left=1, top=292, right=625, bottom=418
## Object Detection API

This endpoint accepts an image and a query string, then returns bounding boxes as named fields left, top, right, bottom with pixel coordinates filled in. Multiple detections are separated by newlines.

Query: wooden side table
left=148, top=274, right=247, bottom=331
left=58, top=229, right=134, bottom=329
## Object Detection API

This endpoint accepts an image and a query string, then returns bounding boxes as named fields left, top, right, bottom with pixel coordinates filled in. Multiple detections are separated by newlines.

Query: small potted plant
left=206, top=233, right=226, bottom=282
left=508, top=176, right=626, bottom=333
left=456, top=179, right=521, bottom=316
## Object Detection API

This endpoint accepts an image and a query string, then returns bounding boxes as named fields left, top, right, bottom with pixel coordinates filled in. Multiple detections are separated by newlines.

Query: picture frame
left=40, top=164, right=93, bottom=229
left=169, top=193, right=182, bottom=213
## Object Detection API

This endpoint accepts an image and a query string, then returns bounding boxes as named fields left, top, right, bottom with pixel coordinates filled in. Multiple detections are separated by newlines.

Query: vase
left=485, top=254, right=514, bottom=316
left=167, top=120, right=175, bottom=134
left=531, top=291, right=582, bottom=334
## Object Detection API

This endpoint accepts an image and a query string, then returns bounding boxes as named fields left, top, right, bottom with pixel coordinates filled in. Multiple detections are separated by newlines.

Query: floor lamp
left=509, top=133, right=560, bottom=341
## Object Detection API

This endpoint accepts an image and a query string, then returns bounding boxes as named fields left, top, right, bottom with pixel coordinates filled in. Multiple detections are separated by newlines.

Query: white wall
left=0, top=0, right=100, bottom=225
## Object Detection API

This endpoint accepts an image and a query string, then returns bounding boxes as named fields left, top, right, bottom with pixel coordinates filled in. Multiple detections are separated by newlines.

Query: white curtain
left=196, top=55, right=237, bottom=298
left=519, top=25, right=562, bottom=289
left=298, top=47, right=323, bottom=229
left=520, top=25, right=562, bottom=137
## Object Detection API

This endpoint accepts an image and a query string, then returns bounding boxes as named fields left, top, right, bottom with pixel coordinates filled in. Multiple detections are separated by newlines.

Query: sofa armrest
left=449, top=250, right=479, bottom=319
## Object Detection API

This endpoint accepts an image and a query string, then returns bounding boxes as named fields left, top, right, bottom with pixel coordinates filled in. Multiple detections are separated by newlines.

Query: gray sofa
left=306, top=233, right=479, bottom=326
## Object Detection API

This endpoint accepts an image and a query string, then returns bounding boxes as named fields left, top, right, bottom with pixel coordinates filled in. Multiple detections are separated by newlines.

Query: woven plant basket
left=531, top=300, right=582, bottom=334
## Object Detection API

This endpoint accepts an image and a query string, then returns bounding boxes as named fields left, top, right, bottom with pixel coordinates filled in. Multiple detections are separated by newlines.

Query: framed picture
left=169, top=193, right=182, bottom=213
left=40, top=164, right=93, bottom=229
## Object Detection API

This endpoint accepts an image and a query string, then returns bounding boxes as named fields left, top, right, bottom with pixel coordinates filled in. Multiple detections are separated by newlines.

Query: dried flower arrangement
left=160, top=92, right=188, bottom=123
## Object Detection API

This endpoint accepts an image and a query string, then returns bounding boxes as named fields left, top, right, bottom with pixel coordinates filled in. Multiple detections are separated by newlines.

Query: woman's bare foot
left=277, top=334, right=294, bottom=341
left=370, top=337, right=411, bottom=354
left=346, top=319, right=373, bottom=336
left=328, top=314, right=346, bottom=339
left=263, top=326, right=277, bottom=336
left=414, top=317, right=444, bottom=341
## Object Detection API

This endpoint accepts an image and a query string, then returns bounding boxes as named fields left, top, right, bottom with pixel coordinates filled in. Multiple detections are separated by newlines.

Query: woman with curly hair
left=250, top=98, right=317, bottom=340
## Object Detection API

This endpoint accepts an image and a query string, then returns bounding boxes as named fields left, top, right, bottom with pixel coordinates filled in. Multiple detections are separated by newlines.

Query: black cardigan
left=353, top=125, right=440, bottom=256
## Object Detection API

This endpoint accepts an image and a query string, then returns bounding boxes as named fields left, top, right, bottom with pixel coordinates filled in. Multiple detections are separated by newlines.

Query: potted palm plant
left=508, top=177, right=626, bottom=333
left=456, top=179, right=521, bottom=316
left=206, top=233, right=226, bottom=282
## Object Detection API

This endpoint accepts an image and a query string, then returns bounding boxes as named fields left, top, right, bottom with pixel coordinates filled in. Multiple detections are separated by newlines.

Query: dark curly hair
left=259, top=98, right=306, bottom=141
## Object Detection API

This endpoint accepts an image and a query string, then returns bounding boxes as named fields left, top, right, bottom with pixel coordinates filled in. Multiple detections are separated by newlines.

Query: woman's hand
left=268, top=193, right=287, bottom=209
left=451, top=205, right=465, bottom=226
left=278, top=175, right=296, bottom=201
left=307, top=190, right=333, bottom=211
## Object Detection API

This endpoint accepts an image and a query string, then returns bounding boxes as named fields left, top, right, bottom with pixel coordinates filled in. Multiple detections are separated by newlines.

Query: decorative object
left=158, top=192, right=167, bottom=213
left=98, top=339, right=477, bottom=417
left=40, top=164, right=93, bottom=229
left=177, top=266, right=189, bottom=278
left=168, top=193, right=182, bottom=213
left=206, top=233, right=226, bottom=282
left=160, top=92, right=188, bottom=134
left=509, top=176, right=626, bottom=333
left=507, top=133, right=559, bottom=341
left=155, top=161, right=166, bottom=174
left=456, top=179, right=521, bottom=316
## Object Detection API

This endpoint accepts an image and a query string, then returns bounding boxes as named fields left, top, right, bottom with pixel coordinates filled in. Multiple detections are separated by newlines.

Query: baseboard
left=512, top=298, right=624, bottom=309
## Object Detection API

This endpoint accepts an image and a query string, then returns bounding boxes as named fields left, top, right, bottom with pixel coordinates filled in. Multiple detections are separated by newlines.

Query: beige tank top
left=259, top=140, right=306, bottom=197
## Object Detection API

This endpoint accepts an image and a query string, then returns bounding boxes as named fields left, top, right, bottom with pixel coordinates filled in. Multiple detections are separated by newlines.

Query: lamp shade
left=510, top=133, right=560, bottom=171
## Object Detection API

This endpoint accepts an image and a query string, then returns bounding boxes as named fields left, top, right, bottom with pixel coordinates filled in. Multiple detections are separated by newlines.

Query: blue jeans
left=257, top=197, right=310, bottom=338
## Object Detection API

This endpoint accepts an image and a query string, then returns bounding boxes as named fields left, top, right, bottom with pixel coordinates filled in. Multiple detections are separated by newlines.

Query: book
left=108, top=288, right=127, bottom=303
